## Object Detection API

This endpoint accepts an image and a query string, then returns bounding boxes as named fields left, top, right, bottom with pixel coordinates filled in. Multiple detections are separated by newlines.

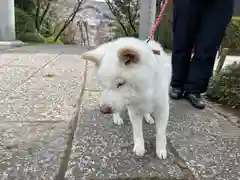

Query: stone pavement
left=0, top=45, right=239, bottom=180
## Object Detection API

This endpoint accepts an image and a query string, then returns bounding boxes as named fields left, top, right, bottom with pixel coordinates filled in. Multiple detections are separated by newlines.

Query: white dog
left=81, top=37, right=172, bottom=159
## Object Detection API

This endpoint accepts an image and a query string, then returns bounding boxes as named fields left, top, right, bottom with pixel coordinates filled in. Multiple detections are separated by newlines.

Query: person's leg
left=170, top=0, right=202, bottom=99
left=184, top=0, right=234, bottom=109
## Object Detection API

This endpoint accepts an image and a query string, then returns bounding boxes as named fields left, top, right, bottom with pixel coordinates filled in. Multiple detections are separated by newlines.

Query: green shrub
left=44, top=36, right=63, bottom=44
left=15, top=7, right=35, bottom=37
left=18, top=33, right=63, bottom=44
left=222, top=18, right=240, bottom=54
left=18, top=32, right=45, bottom=43
left=112, top=22, right=139, bottom=38
left=207, top=62, right=240, bottom=108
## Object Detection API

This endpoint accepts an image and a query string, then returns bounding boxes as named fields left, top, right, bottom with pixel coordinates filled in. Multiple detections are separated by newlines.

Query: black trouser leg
left=171, top=0, right=203, bottom=89
left=184, top=0, right=234, bottom=93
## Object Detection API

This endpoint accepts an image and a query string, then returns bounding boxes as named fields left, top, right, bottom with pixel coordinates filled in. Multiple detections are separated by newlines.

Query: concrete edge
left=55, top=59, right=89, bottom=179
left=206, top=101, right=240, bottom=128
left=167, top=139, right=197, bottom=180
left=0, top=40, right=25, bottom=47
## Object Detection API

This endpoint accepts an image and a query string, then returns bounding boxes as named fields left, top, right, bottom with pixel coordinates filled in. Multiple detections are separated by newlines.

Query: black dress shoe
left=169, top=87, right=183, bottom=100
left=184, top=93, right=205, bottom=109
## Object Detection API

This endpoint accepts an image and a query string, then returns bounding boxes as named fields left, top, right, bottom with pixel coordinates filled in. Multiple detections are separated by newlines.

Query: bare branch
left=127, top=1, right=136, bottom=32
left=131, top=0, right=140, bottom=22
left=54, top=0, right=85, bottom=41
left=35, top=0, right=41, bottom=31
left=105, top=0, right=129, bottom=36
left=39, top=0, right=52, bottom=27
left=81, top=5, right=115, bottom=20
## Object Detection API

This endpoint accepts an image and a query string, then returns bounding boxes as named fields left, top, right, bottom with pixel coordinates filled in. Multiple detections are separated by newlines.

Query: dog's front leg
left=154, top=100, right=169, bottom=159
left=128, top=107, right=145, bottom=156
left=113, top=113, right=124, bottom=125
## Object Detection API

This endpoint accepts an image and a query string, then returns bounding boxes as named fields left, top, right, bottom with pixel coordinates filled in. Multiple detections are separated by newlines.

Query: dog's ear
left=81, top=42, right=111, bottom=66
left=118, top=47, right=140, bottom=65
left=81, top=50, right=102, bottom=66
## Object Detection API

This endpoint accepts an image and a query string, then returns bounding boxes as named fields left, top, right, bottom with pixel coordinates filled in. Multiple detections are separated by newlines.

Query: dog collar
left=152, top=49, right=160, bottom=55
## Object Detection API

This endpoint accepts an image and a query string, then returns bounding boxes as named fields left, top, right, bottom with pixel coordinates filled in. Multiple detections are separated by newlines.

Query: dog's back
left=146, top=39, right=172, bottom=85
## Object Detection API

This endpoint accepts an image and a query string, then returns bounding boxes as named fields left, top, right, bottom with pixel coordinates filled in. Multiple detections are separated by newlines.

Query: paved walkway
left=0, top=45, right=239, bottom=180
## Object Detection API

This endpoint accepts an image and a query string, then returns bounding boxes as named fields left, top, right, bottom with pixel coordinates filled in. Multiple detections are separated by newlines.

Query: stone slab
left=0, top=66, right=37, bottom=99
left=5, top=46, right=41, bottom=53
left=0, top=53, right=38, bottom=67
left=0, top=41, right=24, bottom=47
left=0, top=44, right=89, bottom=68
left=0, top=52, right=60, bottom=99
left=9, top=53, right=59, bottom=68
left=0, top=45, right=88, bottom=99
left=168, top=100, right=240, bottom=180
left=0, top=46, right=12, bottom=53
left=0, top=55, right=87, bottom=179
left=66, top=91, right=184, bottom=180
left=6, top=44, right=89, bottom=55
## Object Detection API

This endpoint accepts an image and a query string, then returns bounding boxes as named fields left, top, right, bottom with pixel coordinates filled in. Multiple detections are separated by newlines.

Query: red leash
left=146, top=0, right=169, bottom=43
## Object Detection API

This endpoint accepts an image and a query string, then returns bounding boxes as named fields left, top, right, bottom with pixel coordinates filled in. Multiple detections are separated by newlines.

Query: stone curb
left=0, top=40, right=25, bottom=47
left=206, top=101, right=240, bottom=128
left=55, top=59, right=89, bottom=179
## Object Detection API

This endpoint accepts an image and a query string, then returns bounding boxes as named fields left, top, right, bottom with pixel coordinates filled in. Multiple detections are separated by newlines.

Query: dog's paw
left=113, top=114, right=124, bottom=125
left=133, top=143, right=145, bottom=156
left=156, top=148, right=167, bottom=159
left=144, top=114, right=154, bottom=124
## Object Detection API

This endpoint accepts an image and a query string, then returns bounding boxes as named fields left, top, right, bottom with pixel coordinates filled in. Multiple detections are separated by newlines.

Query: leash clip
left=145, top=37, right=161, bottom=55
left=146, top=37, right=151, bottom=43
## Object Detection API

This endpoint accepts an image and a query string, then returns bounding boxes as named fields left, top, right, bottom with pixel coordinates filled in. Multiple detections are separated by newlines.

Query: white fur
left=81, top=37, right=172, bottom=159
left=113, top=113, right=154, bottom=126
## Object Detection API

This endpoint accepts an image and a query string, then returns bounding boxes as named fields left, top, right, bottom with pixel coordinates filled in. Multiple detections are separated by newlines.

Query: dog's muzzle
left=100, top=104, right=112, bottom=114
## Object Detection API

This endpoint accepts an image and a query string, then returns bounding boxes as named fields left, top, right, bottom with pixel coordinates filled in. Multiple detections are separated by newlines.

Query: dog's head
left=81, top=38, right=156, bottom=114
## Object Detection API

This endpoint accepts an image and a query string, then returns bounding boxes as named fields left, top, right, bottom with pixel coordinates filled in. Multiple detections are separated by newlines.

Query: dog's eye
left=116, top=81, right=126, bottom=88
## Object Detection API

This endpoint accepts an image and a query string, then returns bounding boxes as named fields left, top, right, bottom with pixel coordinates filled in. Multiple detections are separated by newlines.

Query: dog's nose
left=100, top=104, right=112, bottom=114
